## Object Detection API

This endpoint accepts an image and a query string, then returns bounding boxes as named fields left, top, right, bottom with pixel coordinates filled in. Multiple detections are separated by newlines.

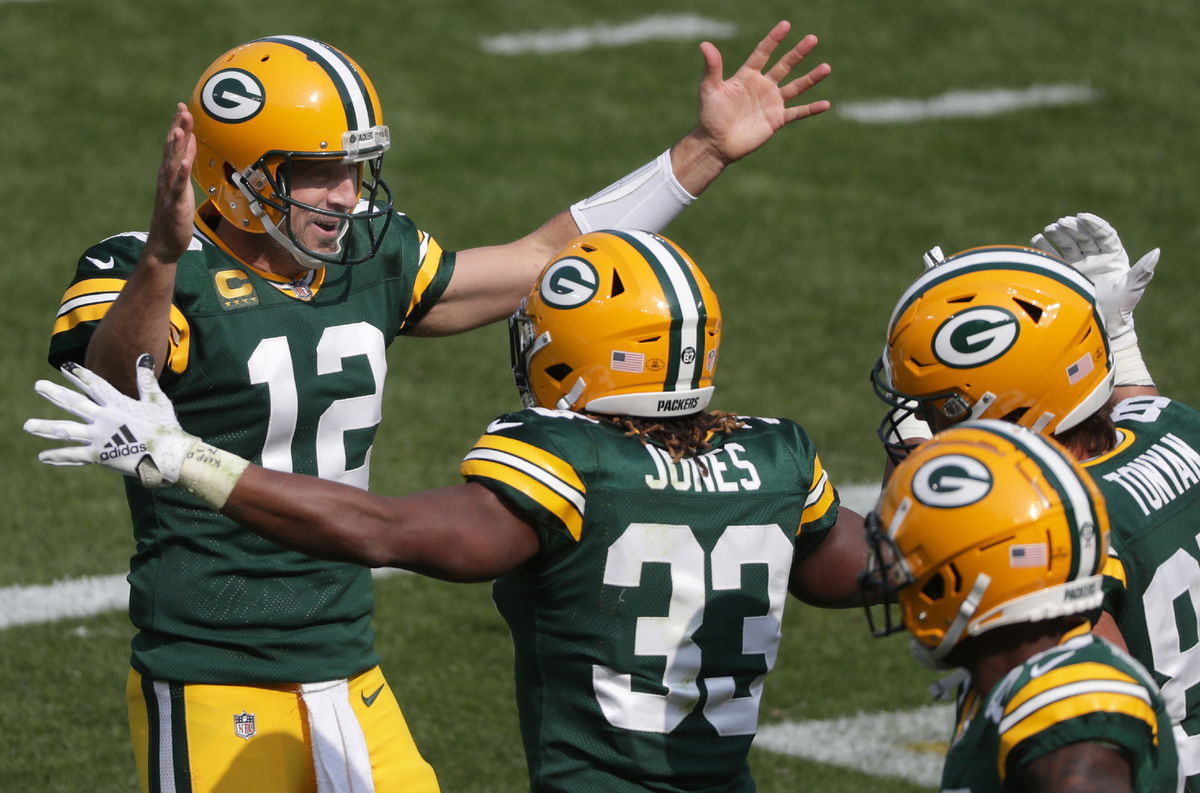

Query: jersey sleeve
left=999, top=660, right=1161, bottom=782
left=395, top=225, right=456, bottom=333
left=459, top=412, right=588, bottom=549
left=48, top=234, right=192, bottom=375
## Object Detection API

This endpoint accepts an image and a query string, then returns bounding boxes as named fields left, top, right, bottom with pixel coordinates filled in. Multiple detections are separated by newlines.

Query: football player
left=29, top=229, right=869, bottom=793
left=45, top=26, right=833, bottom=793
left=861, top=420, right=1179, bottom=792
left=871, top=215, right=1200, bottom=791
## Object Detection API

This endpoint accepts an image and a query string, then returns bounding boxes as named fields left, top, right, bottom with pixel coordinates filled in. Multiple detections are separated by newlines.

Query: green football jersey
left=940, top=629, right=1178, bottom=793
left=48, top=205, right=455, bottom=683
left=459, top=408, right=841, bottom=793
left=1083, top=395, right=1200, bottom=789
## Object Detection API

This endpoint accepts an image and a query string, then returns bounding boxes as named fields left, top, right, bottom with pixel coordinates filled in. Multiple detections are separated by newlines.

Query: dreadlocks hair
left=591, top=410, right=747, bottom=467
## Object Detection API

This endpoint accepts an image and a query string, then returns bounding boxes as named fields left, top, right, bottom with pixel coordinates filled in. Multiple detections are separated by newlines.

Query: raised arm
left=411, top=21, right=831, bottom=336
left=788, top=506, right=870, bottom=608
left=84, top=104, right=197, bottom=395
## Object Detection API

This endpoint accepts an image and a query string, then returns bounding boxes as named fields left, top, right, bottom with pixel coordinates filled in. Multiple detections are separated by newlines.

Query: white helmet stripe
left=261, top=35, right=374, bottom=130
left=624, top=229, right=703, bottom=391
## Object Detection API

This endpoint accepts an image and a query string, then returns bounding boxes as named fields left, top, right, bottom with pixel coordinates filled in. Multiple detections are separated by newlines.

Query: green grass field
left=3, top=0, right=1199, bottom=790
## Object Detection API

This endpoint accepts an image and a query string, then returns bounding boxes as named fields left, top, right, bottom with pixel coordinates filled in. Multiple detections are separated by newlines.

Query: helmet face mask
left=862, top=420, right=1109, bottom=669
left=508, top=230, right=721, bottom=418
left=874, top=246, right=1114, bottom=460
left=190, top=36, right=395, bottom=267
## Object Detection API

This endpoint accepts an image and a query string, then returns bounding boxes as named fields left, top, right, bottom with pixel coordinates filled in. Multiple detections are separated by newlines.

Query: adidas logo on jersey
left=99, top=424, right=147, bottom=461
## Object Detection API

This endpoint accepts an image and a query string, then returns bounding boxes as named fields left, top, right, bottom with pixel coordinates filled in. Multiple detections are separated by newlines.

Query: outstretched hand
left=24, top=354, right=198, bottom=487
left=144, top=103, right=198, bottom=267
left=694, top=20, right=831, bottom=165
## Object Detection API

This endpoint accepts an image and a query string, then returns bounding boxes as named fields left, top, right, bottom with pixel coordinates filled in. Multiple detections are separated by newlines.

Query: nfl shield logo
left=234, top=711, right=256, bottom=740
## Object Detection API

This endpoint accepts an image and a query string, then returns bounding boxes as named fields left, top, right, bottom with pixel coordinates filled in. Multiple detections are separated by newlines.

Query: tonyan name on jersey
left=459, top=408, right=839, bottom=793
left=940, top=628, right=1179, bottom=793
left=1084, top=395, right=1200, bottom=789
left=48, top=205, right=455, bottom=684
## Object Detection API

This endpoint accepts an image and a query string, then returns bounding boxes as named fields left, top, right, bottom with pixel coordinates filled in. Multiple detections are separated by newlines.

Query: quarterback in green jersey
left=871, top=214, right=1199, bottom=790
left=862, top=420, right=1178, bottom=793
left=30, top=229, right=870, bottom=793
left=45, top=25, right=835, bottom=793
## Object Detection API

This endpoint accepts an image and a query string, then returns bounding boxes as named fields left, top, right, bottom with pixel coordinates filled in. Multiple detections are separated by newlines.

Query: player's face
left=287, top=160, right=360, bottom=254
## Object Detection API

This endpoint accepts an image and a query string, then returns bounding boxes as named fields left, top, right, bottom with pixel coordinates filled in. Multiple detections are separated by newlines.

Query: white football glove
left=1030, top=212, right=1160, bottom=350
left=24, top=354, right=199, bottom=487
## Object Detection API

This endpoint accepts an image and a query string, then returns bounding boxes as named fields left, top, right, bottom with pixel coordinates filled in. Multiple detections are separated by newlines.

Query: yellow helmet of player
left=189, top=35, right=393, bottom=266
left=862, top=420, right=1109, bottom=668
left=510, top=230, right=722, bottom=418
left=872, top=245, right=1114, bottom=459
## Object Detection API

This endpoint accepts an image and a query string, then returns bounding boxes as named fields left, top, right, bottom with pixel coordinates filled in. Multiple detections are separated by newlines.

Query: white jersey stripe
left=463, top=447, right=586, bottom=515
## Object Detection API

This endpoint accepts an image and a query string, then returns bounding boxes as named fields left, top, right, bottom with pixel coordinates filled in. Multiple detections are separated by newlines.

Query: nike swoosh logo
left=486, top=419, right=523, bottom=433
left=361, top=684, right=385, bottom=708
left=1029, top=652, right=1073, bottom=678
left=86, top=255, right=116, bottom=270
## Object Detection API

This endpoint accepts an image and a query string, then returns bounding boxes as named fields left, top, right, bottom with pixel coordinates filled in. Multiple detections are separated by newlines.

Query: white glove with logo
left=1030, top=212, right=1159, bottom=351
left=24, top=354, right=199, bottom=487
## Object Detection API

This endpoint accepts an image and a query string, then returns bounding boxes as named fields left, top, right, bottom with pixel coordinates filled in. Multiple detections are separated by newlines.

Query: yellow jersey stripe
left=800, top=461, right=836, bottom=532
left=1101, top=551, right=1128, bottom=589
left=52, top=279, right=191, bottom=374
left=405, top=231, right=445, bottom=320
left=1003, top=661, right=1139, bottom=717
left=998, top=682, right=1156, bottom=773
left=471, top=435, right=586, bottom=492
left=460, top=455, right=584, bottom=541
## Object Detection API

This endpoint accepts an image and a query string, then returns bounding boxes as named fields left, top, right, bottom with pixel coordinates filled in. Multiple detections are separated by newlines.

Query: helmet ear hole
left=545, top=363, right=573, bottom=383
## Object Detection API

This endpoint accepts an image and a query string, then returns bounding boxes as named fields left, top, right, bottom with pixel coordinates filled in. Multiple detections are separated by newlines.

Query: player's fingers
left=33, top=379, right=99, bottom=421
left=766, top=33, right=818, bottom=84
left=23, top=417, right=92, bottom=444
left=36, top=447, right=93, bottom=467
left=743, top=20, right=790, bottom=73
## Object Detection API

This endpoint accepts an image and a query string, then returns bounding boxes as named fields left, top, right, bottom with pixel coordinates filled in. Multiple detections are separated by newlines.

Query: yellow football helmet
left=862, top=420, right=1109, bottom=668
left=510, top=230, right=721, bottom=418
left=189, top=35, right=393, bottom=266
left=873, top=245, right=1114, bottom=459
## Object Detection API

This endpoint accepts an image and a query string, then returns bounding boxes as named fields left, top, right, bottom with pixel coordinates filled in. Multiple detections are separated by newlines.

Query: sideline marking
left=2, top=484, right=881, bottom=630
left=754, top=703, right=953, bottom=787
left=839, top=83, right=1098, bottom=124
left=480, top=14, right=735, bottom=55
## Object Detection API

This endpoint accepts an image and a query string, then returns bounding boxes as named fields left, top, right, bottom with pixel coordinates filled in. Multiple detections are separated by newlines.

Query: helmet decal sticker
left=932, top=306, right=1019, bottom=368
left=539, top=258, right=600, bottom=309
left=911, top=454, right=993, bottom=507
left=200, top=69, right=266, bottom=123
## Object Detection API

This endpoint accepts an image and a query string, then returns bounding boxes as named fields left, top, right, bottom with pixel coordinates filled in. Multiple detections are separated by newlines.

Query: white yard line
left=754, top=703, right=953, bottom=787
left=839, top=83, right=1099, bottom=123
left=480, top=14, right=735, bottom=55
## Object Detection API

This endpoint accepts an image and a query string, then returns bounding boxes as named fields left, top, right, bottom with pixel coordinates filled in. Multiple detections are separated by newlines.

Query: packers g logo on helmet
left=199, top=69, right=265, bottom=123
left=862, top=420, right=1109, bottom=668
left=911, top=454, right=992, bottom=507
left=539, top=258, right=600, bottom=309
left=932, top=307, right=1018, bottom=368
left=510, top=230, right=721, bottom=419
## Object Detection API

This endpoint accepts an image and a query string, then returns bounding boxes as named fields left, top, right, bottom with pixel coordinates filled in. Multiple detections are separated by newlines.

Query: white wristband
left=1112, top=334, right=1154, bottom=387
left=179, top=442, right=251, bottom=510
left=569, top=149, right=695, bottom=234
